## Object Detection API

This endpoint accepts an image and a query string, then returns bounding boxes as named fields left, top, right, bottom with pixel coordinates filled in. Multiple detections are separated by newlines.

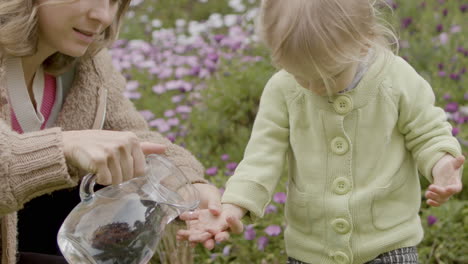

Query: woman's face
left=36, top=0, right=120, bottom=57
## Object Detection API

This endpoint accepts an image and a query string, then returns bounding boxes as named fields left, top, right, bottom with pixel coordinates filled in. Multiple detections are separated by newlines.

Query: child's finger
left=425, top=190, right=442, bottom=201
left=226, top=216, right=244, bottom=234
left=208, top=202, right=222, bottom=216
left=426, top=190, right=450, bottom=204
left=189, top=232, right=213, bottom=243
left=214, top=231, right=230, bottom=242
left=428, top=185, right=451, bottom=197
left=426, top=199, right=441, bottom=207
left=203, top=239, right=215, bottom=250
left=207, top=222, right=228, bottom=235
left=445, top=184, right=462, bottom=195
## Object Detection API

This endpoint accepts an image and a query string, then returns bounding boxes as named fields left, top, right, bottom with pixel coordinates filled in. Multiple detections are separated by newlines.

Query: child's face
left=284, top=62, right=359, bottom=96
left=36, top=0, right=120, bottom=57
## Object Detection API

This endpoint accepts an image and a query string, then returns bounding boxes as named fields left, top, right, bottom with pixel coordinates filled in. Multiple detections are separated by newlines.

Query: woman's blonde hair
left=0, top=0, right=130, bottom=75
left=257, top=0, right=398, bottom=93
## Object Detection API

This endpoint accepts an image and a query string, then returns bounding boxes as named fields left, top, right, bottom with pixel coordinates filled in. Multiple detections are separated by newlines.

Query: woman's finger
left=140, top=142, right=166, bottom=155
left=108, top=153, right=123, bottom=185
left=120, top=146, right=134, bottom=181
left=179, top=211, right=200, bottom=221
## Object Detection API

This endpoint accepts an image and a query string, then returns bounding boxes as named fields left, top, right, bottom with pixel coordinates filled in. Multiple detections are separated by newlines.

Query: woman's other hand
left=62, top=130, right=166, bottom=185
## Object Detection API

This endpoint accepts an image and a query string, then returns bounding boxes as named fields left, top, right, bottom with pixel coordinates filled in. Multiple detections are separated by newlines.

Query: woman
left=0, top=0, right=221, bottom=263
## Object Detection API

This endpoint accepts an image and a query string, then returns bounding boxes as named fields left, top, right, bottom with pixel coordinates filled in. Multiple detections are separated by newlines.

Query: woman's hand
left=62, top=130, right=166, bottom=185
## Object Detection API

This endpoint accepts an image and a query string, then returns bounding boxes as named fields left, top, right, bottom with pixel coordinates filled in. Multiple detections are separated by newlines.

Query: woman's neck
left=20, top=41, right=56, bottom=109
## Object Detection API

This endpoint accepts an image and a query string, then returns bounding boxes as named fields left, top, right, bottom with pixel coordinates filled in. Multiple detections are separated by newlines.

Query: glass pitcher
left=57, top=154, right=200, bottom=264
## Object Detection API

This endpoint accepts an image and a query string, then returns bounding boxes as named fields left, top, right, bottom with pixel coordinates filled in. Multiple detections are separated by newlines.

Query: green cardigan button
left=331, top=218, right=351, bottom=234
left=333, top=95, right=353, bottom=115
left=333, top=251, right=350, bottom=264
left=332, top=177, right=351, bottom=195
left=331, top=137, right=349, bottom=155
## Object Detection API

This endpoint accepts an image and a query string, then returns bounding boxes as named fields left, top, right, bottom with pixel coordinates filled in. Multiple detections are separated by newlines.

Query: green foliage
left=418, top=200, right=468, bottom=264
left=185, top=52, right=275, bottom=165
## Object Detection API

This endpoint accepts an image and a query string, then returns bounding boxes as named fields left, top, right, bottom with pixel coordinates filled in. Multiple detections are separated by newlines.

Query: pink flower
left=226, top=162, right=238, bottom=171
left=205, top=167, right=218, bottom=176
left=264, top=205, right=277, bottom=214
left=264, top=225, right=282, bottom=236
left=257, top=236, right=268, bottom=251
left=244, top=225, right=256, bottom=240
left=273, top=192, right=287, bottom=204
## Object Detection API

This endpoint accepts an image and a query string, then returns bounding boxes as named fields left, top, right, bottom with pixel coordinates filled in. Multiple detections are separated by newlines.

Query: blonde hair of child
left=257, top=0, right=399, bottom=95
left=0, top=0, right=131, bottom=75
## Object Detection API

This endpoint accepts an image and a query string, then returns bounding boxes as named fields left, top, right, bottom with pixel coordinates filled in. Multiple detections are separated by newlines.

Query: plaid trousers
left=287, top=247, right=419, bottom=264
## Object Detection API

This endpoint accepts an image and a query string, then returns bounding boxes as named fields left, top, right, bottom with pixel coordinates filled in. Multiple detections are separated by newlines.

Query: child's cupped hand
left=425, top=154, right=465, bottom=207
left=176, top=204, right=244, bottom=250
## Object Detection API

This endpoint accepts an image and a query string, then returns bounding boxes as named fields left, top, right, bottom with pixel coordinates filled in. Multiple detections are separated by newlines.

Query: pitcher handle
left=79, top=173, right=97, bottom=202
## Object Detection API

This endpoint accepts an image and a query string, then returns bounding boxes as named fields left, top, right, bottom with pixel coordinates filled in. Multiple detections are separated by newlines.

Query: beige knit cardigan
left=0, top=49, right=206, bottom=264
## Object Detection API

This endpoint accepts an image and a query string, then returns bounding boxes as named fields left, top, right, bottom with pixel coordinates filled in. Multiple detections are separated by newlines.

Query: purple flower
left=222, top=245, right=231, bottom=256
left=464, top=93, right=468, bottom=100
left=438, top=63, right=444, bottom=70
left=226, top=162, right=238, bottom=171
left=452, top=127, right=460, bottom=136
left=273, top=192, right=287, bottom=204
left=166, top=134, right=176, bottom=143
left=442, top=8, right=448, bottom=17
left=461, top=4, right=468, bottom=13
left=214, top=34, right=225, bottom=43
left=436, top=24, right=443, bottom=33
left=427, top=215, right=438, bottom=226
left=450, top=25, right=461, bottom=34
left=442, top=93, right=451, bottom=100
left=439, top=32, right=449, bottom=45
left=265, top=204, right=278, bottom=214
left=244, top=224, right=256, bottom=240
left=445, top=102, right=459, bottom=113
left=401, top=17, right=412, bottom=29
left=164, top=110, right=176, bottom=117
left=438, top=71, right=447, bottom=77
left=264, top=225, right=282, bottom=236
left=449, top=73, right=460, bottom=81
left=139, top=110, right=155, bottom=121
left=257, top=236, right=269, bottom=251
left=205, top=167, right=218, bottom=176
left=207, top=52, right=219, bottom=62
left=221, top=154, right=230, bottom=161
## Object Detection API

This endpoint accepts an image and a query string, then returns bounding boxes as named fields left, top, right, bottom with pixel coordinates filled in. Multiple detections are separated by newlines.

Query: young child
left=0, top=0, right=223, bottom=263
left=178, top=0, right=465, bottom=263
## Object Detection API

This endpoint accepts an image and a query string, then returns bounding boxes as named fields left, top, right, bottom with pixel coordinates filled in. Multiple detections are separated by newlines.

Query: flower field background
left=114, top=0, right=467, bottom=263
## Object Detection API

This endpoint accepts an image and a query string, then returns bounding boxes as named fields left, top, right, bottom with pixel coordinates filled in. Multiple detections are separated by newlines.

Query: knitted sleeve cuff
left=7, top=127, right=77, bottom=207
left=221, top=180, right=271, bottom=221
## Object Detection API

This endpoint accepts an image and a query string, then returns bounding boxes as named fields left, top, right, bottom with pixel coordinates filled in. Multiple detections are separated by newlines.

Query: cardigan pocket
left=285, top=182, right=322, bottom=234
left=371, top=174, right=420, bottom=230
